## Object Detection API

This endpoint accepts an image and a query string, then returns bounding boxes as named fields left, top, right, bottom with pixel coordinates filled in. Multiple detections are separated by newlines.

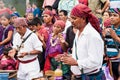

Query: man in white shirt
left=9, top=18, right=43, bottom=80
left=56, top=4, right=105, bottom=80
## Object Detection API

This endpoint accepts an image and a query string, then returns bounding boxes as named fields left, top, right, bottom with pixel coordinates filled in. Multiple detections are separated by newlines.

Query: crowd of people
left=0, top=0, right=120, bottom=80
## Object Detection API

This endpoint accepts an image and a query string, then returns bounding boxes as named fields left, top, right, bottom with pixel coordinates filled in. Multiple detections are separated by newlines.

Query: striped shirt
left=105, top=25, right=120, bottom=58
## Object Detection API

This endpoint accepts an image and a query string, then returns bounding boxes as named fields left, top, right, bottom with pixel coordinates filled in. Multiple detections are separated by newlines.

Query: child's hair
left=59, top=10, right=68, bottom=16
left=3, top=47, right=12, bottom=56
left=44, top=5, right=53, bottom=11
left=1, top=13, right=11, bottom=20
left=28, top=17, right=42, bottom=26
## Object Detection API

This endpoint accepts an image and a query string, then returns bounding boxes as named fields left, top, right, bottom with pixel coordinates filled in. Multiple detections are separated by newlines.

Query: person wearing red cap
left=9, top=18, right=43, bottom=79
left=55, top=4, right=105, bottom=80
left=42, top=10, right=55, bottom=34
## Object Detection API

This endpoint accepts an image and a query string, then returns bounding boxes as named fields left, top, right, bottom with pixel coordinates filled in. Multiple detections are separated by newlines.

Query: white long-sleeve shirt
left=71, top=23, right=104, bottom=75
left=12, top=28, right=43, bottom=61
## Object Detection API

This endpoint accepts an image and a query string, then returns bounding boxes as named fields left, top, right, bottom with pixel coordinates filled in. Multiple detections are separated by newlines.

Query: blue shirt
left=33, top=8, right=41, bottom=17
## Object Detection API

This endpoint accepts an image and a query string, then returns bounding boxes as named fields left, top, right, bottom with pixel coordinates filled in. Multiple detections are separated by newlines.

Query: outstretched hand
left=55, top=53, right=78, bottom=66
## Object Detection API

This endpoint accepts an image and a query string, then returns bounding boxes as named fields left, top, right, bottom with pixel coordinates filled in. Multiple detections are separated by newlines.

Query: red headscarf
left=43, top=10, right=54, bottom=16
left=71, top=4, right=101, bottom=33
left=54, top=20, right=65, bottom=30
left=43, top=10, right=56, bottom=24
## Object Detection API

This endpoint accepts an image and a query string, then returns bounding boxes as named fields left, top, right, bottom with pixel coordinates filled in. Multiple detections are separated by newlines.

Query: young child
left=28, top=17, right=48, bottom=71
left=0, top=13, right=14, bottom=55
left=26, top=12, right=34, bottom=23
left=0, top=47, right=16, bottom=70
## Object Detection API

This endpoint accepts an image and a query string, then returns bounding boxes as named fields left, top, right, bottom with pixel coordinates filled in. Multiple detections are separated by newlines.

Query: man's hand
left=17, top=52, right=28, bottom=58
left=61, top=54, right=78, bottom=66
left=55, top=54, right=64, bottom=62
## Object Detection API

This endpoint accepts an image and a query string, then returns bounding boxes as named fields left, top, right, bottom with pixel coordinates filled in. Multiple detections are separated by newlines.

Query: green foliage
left=30, top=0, right=44, bottom=9
left=3, top=0, right=44, bottom=16
left=3, top=0, right=26, bottom=16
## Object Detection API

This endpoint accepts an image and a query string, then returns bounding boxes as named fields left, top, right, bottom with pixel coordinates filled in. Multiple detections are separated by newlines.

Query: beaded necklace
left=50, top=33, right=59, bottom=47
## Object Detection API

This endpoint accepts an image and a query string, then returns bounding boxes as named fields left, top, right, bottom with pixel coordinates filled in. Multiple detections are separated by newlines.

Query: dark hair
left=59, top=10, right=68, bottom=16
left=11, top=6, right=15, bottom=10
left=44, top=5, right=53, bottom=11
left=32, top=3, right=38, bottom=7
left=28, top=17, right=42, bottom=26
left=102, top=10, right=110, bottom=16
left=3, top=47, right=12, bottom=56
left=1, top=13, right=11, bottom=20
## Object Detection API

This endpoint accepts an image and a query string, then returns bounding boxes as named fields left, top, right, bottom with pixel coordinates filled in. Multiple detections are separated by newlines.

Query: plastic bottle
left=54, top=64, right=63, bottom=80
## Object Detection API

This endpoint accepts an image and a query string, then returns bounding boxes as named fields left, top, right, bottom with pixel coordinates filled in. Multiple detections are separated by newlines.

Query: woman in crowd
left=42, top=10, right=55, bottom=34
left=44, top=20, right=71, bottom=80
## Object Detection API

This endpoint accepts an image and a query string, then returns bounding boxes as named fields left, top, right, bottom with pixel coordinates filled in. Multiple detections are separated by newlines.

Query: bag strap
left=22, top=32, right=33, bottom=43
left=17, top=32, right=33, bottom=51
left=14, top=32, right=33, bottom=59
left=75, top=40, right=78, bottom=60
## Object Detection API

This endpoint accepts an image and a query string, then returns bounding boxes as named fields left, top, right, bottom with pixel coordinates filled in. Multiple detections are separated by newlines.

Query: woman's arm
left=0, top=30, right=13, bottom=46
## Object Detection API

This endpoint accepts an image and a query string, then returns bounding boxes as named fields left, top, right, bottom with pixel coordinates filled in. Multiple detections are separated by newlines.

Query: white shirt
left=71, top=23, right=104, bottom=75
left=13, top=28, right=43, bottom=61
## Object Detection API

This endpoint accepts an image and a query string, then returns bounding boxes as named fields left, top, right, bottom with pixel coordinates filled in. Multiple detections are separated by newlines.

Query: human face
left=28, top=25, right=36, bottom=31
left=15, top=26, right=26, bottom=36
left=10, top=16, right=18, bottom=23
left=59, top=12, right=67, bottom=21
left=110, top=13, right=120, bottom=26
left=35, top=25, right=41, bottom=31
left=53, top=25, right=63, bottom=35
left=103, top=12, right=110, bottom=21
left=27, top=13, right=34, bottom=20
left=70, top=15, right=85, bottom=30
left=1, top=16, right=10, bottom=26
left=43, top=14, right=52, bottom=24
left=12, top=7, right=16, bottom=12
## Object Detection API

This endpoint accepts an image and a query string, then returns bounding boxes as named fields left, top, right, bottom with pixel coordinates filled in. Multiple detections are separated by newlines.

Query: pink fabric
left=71, top=4, right=101, bottom=33
left=0, top=8, right=12, bottom=15
left=43, top=10, right=54, bottom=16
left=104, top=19, right=111, bottom=28
left=42, top=0, right=56, bottom=8
left=54, top=20, right=65, bottom=30
left=111, top=8, right=120, bottom=15
left=14, top=18, right=28, bottom=27
left=0, top=55, right=16, bottom=70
